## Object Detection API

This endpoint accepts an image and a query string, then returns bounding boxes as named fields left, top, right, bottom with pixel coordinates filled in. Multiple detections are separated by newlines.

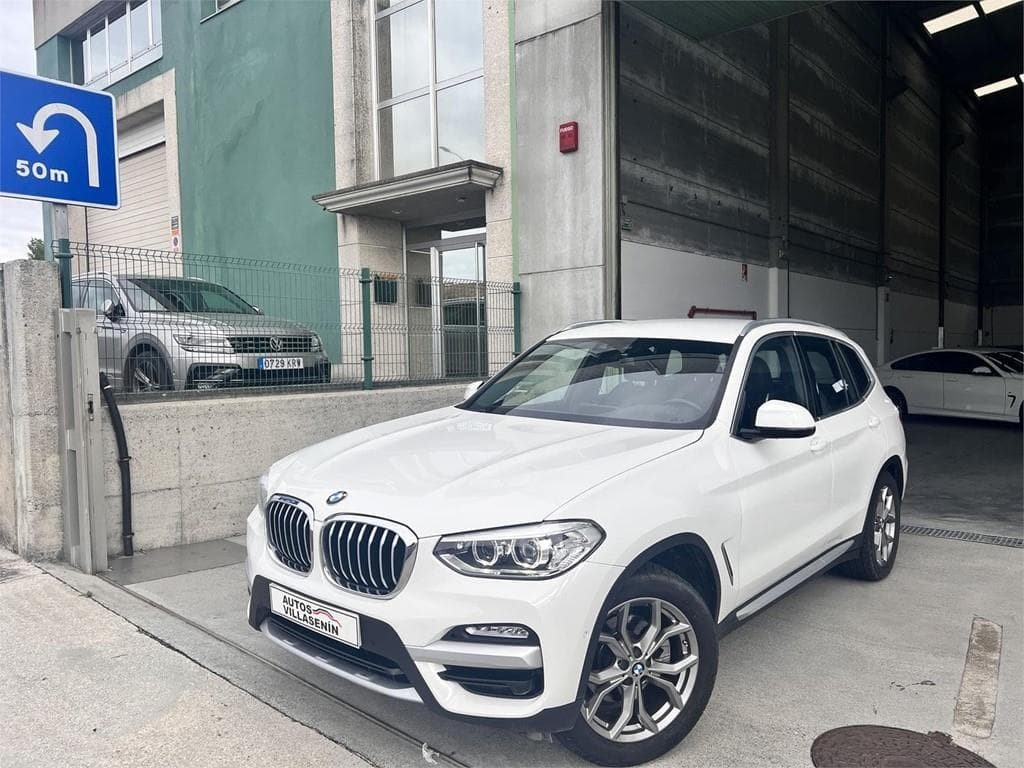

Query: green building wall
left=37, top=0, right=342, bottom=360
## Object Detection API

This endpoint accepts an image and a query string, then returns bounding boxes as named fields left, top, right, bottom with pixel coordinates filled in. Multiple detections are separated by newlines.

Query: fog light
left=464, top=625, right=531, bottom=640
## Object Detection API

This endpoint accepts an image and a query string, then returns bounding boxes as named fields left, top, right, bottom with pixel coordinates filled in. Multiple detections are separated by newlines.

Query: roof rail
left=740, top=317, right=840, bottom=334
left=557, top=319, right=628, bottom=332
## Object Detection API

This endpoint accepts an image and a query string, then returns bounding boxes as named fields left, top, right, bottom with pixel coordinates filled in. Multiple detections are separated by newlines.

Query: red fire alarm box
left=559, top=121, right=579, bottom=153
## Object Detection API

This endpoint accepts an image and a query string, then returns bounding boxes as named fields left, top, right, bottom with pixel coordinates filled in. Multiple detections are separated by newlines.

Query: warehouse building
left=32, top=0, right=1022, bottom=367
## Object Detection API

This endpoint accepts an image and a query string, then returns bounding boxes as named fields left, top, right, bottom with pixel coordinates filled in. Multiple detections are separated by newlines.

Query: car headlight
left=310, top=334, right=323, bottom=352
left=434, top=521, right=604, bottom=579
left=258, top=473, right=270, bottom=513
left=173, top=333, right=231, bottom=352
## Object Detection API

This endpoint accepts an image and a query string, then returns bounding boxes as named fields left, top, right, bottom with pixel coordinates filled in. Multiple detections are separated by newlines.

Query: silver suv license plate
left=259, top=357, right=303, bottom=370
left=270, top=584, right=360, bottom=647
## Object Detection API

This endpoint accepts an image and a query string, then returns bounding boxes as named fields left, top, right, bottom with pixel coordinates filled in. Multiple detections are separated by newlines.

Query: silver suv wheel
left=582, top=597, right=699, bottom=743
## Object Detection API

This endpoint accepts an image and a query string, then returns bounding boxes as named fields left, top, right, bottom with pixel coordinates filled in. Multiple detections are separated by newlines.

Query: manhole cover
left=811, top=726, right=995, bottom=767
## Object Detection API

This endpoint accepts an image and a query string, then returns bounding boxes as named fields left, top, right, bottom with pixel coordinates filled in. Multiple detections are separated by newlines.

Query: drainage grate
left=811, top=726, right=994, bottom=767
left=901, top=524, right=1023, bottom=549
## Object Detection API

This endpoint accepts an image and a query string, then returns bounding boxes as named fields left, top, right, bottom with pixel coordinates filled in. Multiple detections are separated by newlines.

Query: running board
left=720, top=538, right=858, bottom=632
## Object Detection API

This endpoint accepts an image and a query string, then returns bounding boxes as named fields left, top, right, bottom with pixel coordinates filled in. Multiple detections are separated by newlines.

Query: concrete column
left=876, top=285, right=890, bottom=365
left=514, top=0, right=610, bottom=344
left=0, top=260, right=64, bottom=559
left=767, top=18, right=790, bottom=318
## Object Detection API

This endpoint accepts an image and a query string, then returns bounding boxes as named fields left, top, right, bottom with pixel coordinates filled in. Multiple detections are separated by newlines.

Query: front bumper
left=245, top=506, right=621, bottom=731
left=173, top=352, right=330, bottom=389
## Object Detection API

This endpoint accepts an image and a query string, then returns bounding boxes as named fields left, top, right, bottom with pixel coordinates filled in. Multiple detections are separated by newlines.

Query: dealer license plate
left=269, top=584, right=360, bottom=647
left=258, top=357, right=303, bottom=370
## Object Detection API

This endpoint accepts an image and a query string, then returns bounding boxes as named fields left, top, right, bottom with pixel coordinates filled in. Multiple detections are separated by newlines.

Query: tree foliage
left=26, top=238, right=45, bottom=260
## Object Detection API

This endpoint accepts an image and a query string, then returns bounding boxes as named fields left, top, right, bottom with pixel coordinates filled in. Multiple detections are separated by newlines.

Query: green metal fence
left=59, top=241, right=519, bottom=397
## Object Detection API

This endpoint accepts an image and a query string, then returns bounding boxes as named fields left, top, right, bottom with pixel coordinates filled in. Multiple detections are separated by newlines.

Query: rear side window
left=891, top=352, right=945, bottom=372
left=837, top=343, right=872, bottom=398
left=797, top=336, right=852, bottom=418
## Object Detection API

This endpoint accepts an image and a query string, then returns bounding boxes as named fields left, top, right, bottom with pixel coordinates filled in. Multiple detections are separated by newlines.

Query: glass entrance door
left=404, top=228, right=486, bottom=380
left=439, top=239, right=486, bottom=378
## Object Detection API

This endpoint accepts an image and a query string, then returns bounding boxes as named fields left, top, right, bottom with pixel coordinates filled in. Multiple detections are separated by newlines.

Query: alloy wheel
left=582, top=598, right=699, bottom=743
left=873, top=485, right=897, bottom=565
left=132, top=359, right=162, bottom=392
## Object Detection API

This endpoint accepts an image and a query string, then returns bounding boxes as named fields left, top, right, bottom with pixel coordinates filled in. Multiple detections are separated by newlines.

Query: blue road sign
left=0, top=69, right=119, bottom=208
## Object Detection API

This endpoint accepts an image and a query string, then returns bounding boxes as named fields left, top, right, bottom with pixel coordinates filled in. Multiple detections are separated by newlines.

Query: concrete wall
left=622, top=241, right=880, bottom=355
left=0, top=267, right=16, bottom=547
left=515, top=0, right=611, bottom=344
left=0, top=261, right=64, bottom=559
left=99, top=383, right=464, bottom=555
left=31, top=0, right=93, bottom=46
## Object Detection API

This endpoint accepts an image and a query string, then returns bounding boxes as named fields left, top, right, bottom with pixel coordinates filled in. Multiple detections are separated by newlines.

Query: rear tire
left=556, top=565, right=718, bottom=766
left=841, top=470, right=901, bottom=581
left=126, top=348, right=173, bottom=393
left=884, top=387, right=908, bottom=420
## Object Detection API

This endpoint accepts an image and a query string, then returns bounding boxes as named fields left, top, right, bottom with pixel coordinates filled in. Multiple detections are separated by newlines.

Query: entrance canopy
left=312, top=160, right=502, bottom=225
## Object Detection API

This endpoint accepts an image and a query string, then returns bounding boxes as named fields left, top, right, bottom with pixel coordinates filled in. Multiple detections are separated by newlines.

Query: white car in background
left=877, top=348, right=1023, bottom=424
left=246, top=318, right=906, bottom=765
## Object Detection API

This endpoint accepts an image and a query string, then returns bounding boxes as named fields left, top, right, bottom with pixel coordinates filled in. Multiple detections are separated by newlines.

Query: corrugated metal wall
left=618, top=2, right=985, bottom=355
left=788, top=4, right=879, bottom=287
left=618, top=8, right=770, bottom=265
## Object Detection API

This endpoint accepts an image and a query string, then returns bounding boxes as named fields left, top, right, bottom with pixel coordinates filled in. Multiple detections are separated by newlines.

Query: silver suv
left=71, top=272, right=331, bottom=392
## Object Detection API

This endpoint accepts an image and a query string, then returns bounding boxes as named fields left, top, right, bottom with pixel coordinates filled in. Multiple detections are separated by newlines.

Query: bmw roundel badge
left=326, top=490, right=348, bottom=505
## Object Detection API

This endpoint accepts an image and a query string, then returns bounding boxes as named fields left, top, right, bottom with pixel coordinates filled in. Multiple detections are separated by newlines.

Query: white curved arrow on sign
left=16, top=102, right=101, bottom=188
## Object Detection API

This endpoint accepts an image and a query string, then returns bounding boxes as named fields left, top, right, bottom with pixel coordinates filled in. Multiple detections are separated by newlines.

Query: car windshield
left=122, top=278, right=257, bottom=314
left=462, top=337, right=734, bottom=429
left=984, top=350, right=1023, bottom=374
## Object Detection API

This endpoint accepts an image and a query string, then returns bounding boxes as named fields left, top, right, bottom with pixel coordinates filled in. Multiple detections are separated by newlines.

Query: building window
left=373, top=0, right=484, bottom=178
left=201, top=0, right=242, bottom=21
left=373, top=274, right=399, bottom=304
left=74, top=0, right=163, bottom=87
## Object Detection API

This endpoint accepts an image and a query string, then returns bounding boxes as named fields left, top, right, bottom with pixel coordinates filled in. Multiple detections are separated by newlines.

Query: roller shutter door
left=87, top=136, right=168, bottom=250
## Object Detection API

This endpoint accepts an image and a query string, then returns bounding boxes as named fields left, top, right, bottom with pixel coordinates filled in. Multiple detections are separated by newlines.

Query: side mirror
left=745, top=400, right=816, bottom=439
left=463, top=380, right=483, bottom=401
left=101, top=299, right=125, bottom=321
left=252, top=305, right=264, bottom=315
left=971, top=365, right=992, bottom=376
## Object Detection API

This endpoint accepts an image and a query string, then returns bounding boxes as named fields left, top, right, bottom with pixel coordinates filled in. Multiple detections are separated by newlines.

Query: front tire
left=556, top=565, right=718, bottom=766
left=841, top=470, right=901, bottom=581
left=126, top=348, right=173, bottom=393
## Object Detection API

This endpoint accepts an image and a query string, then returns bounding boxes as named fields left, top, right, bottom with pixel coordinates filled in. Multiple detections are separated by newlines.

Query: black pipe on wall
left=99, top=373, right=134, bottom=557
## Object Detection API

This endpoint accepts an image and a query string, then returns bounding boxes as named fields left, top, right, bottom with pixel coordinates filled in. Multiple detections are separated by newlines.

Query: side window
left=71, top=282, right=86, bottom=308
left=87, top=281, right=118, bottom=314
left=837, top=343, right=872, bottom=399
left=891, top=352, right=943, bottom=372
left=797, top=336, right=852, bottom=418
left=938, top=352, right=995, bottom=375
left=738, top=335, right=811, bottom=430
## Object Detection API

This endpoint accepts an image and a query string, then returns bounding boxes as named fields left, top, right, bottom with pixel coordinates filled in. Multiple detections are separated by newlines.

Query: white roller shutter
left=87, top=143, right=169, bottom=249
left=117, top=116, right=165, bottom=158
left=87, top=112, right=169, bottom=250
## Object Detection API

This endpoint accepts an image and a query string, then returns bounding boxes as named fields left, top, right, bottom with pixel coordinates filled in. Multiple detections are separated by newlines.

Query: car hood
left=134, top=312, right=314, bottom=336
left=270, top=407, right=702, bottom=538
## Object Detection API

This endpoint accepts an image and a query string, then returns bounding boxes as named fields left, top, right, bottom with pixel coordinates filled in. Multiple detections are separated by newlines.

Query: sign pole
left=51, top=203, right=72, bottom=308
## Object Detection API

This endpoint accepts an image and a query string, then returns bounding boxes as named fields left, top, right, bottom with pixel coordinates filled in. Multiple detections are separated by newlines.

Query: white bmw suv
left=246, top=318, right=907, bottom=765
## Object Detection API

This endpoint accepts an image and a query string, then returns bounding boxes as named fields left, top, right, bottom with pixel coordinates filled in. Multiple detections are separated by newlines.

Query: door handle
left=810, top=438, right=828, bottom=454
left=946, top=377, right=959, bottom=382
left=867, top=416, right=881, bottom=429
